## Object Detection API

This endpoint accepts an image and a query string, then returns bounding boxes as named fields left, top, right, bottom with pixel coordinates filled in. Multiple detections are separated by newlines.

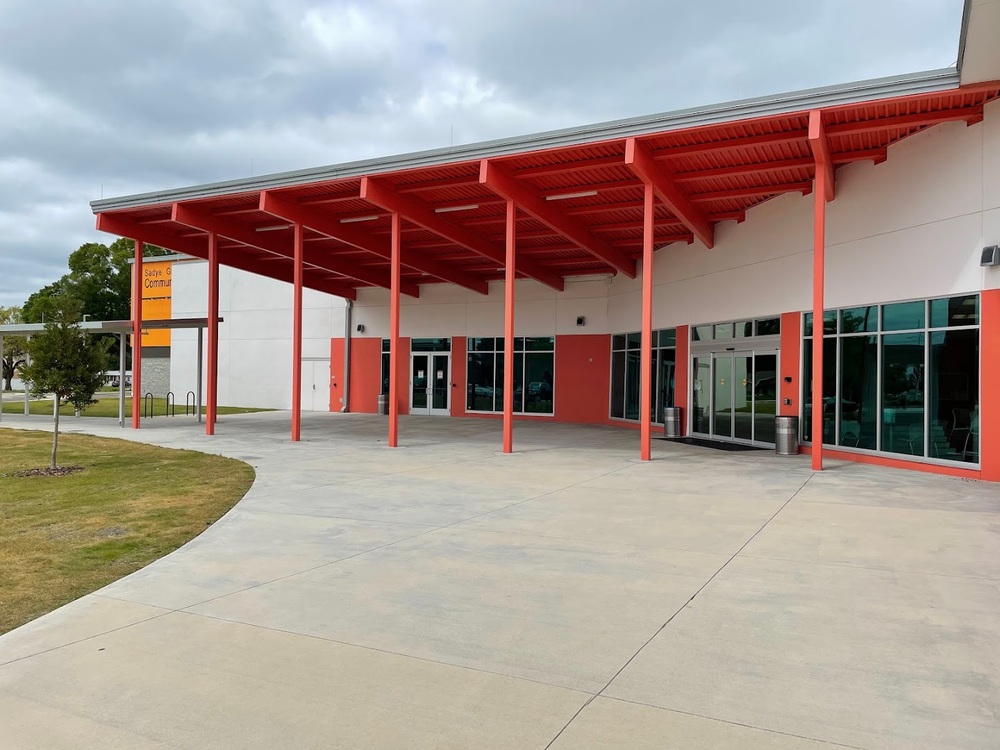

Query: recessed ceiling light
left=545, top=190, right=598, bottom=201
left=434, top=204, right=479, bottom=213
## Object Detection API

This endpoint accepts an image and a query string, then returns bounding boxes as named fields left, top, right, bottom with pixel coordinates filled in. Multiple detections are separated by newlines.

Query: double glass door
left=692, top=351, right=778, bottom=444
left=411, top=353, right=450, bottom=415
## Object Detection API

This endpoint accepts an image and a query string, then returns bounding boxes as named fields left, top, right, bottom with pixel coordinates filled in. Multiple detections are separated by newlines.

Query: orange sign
left=133, top=260, right=174, bottom=347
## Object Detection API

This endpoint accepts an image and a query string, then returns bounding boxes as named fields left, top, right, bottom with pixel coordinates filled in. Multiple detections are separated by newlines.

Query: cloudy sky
left=0, top=0, right=966, bottom=307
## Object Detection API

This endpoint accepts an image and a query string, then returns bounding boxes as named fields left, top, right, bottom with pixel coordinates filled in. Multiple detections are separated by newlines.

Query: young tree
left=20, top=296, right=111, bottom=470
left=0, top=306, right=28, bottom=391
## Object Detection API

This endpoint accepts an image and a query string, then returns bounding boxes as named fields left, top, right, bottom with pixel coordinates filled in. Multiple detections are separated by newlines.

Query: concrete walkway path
left=1, top=412, right=998, bottom=749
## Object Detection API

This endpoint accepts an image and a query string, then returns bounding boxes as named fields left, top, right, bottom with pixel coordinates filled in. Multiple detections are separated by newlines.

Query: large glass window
left=694, top=317, right=781, bottom=341
left=466, top=337, right=554, bottom=415
left=610, top=329, right=676, bottom=422
left=838, top=336, right=877, bottom=450
left=802, top=295, right=979, bottom=464
left=929, top=328, right=979, bottom=461
left=801, top=337, right=836, bottom=444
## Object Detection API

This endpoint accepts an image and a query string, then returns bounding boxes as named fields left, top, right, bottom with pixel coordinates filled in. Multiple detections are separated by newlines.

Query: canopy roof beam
left=96, top=213, right=357, bottom=299
left=171, top=203, right=420, bottom=297
left=360, top=177, right=565, bottom=292
left=624, top=138, right=715, bottom=249
left=479, top=160, right=635, bottom=279
left=808, top=111, right=836, bottom=202
left=260, top=191, right=488, bottom=295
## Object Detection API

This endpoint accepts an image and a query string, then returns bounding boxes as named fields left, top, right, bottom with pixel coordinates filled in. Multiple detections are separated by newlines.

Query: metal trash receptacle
left=377, top=394, right=388, bottom=416
left=775, top=415, right=799, bottom=456
left=663, top=406, right=682, bottom=439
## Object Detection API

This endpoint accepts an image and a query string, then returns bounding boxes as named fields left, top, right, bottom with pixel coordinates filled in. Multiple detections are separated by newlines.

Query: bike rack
left=142, top=392, right=154, bottom=419
left=165, top=391, right=176, bottom=417
left=185, top=391, right=196, bottom=417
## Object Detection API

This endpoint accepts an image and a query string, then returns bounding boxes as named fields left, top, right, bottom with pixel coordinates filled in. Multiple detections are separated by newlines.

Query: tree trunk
left=51, top=395, right=60, bottom=470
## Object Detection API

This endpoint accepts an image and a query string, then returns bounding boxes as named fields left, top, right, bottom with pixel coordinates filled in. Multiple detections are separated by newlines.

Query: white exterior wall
left=170, top=263, right=347, bottom=409
left=170, top=99, right=1000, bottom=405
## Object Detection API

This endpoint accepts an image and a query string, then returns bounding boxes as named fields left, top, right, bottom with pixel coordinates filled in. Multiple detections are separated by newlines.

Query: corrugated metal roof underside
left=92, top=75, right=999, bottom=298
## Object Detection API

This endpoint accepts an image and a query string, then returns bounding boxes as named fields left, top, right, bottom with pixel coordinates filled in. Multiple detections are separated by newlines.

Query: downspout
left=341, top=299, right=352, bottom=412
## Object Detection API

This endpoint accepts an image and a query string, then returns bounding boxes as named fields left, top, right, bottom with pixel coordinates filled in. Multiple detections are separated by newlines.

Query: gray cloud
left=0, top=0, right=964, bottom=306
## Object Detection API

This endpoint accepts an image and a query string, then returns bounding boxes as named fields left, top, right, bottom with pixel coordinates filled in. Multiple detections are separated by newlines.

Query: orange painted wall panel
left=451, top=337, right=467, bottom=417
left=980, top=290, right=999, bottom=482
left=330, top=337, right=381, bottom=413
left=351, top=338, right=382, bottom=414
left=554, top=334, right=611, bottom=424
left=779, top=312, right=801, bottom=417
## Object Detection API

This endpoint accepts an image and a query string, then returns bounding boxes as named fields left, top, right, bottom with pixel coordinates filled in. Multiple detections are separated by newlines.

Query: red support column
left=503, top=200, right=516, bottom=453
left=291, top=223, right=304, bottom=442
left=811, top=162, right=827, bottom=471
left=131, top=238, right=144, bottom=430
left=206, top=232, right=219, bottom=435
left=388, top=212, right=401, bottom=448
left=639, top=182, right=655, bottom=461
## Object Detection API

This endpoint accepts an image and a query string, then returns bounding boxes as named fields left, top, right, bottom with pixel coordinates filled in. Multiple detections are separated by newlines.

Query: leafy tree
left=22, top=281, right=65, bottom=324
left=0, top=306, right=28, bottom=391
left=20, top=296, right=111, bottom=470
left=22, top=239, right=170, bottom=365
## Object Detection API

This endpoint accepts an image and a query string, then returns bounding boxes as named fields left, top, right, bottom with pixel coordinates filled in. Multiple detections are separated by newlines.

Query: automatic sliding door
left=712, top=354, right=733, bottom=440
left=692, top=357, right=712, bottom=434
left=754, top=354, right=777, bottom=444
left=734, top=354, right=753, bottom=441
left=691, top=348, right=779, bottom=445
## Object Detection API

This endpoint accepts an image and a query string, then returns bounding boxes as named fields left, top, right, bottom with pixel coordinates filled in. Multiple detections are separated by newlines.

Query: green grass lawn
left=0, top=430, right=255, bottom=634
left=2, top=397, right=269, bottom=418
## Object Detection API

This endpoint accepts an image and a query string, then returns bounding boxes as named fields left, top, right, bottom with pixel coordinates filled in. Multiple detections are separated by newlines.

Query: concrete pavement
left=1, top=411, right=998, bottom=749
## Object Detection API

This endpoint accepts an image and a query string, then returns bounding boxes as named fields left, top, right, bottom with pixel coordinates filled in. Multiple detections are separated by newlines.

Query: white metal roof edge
left=0, top=320, right=133, bottom=336
left=957, top=0, right=972, bottom=76
left=91, top=67, right=960, bottom=213
left=0, top=317, right=221, bottom=336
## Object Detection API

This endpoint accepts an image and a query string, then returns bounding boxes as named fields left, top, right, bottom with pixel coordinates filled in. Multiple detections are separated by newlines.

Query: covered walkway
left=90, top=70, right=1000, bottom=471
left=2, top=413, right=998, bottom=748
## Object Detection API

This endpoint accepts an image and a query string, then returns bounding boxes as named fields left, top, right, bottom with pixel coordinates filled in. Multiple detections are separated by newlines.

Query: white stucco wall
left=170, top=263, right=347, bottom=409
left=169, top=99, right=1000, bottom=407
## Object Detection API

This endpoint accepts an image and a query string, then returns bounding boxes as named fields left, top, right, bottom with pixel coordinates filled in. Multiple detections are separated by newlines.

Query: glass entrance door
left=712, top=353, right=734, bottom=440
left=691, top=350, right=777, bottom=445
left=733, top=353, right=753, bottom=442
left=410, top=353, right=450, bottom=415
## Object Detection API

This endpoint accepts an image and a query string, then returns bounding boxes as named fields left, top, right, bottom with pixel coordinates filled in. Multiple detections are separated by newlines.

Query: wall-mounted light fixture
left=576, top=316, right=586, bottom=326
left=356, top=324, right=365, bottom=333
left=981, top=245, right=1000, bottom=267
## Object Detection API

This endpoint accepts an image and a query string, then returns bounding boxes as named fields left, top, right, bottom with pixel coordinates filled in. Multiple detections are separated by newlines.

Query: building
left=104, top=2, right=999, bottom=482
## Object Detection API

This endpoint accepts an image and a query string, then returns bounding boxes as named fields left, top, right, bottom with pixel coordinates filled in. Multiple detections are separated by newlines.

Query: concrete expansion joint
left=542, top=473, right=817, bottom=747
